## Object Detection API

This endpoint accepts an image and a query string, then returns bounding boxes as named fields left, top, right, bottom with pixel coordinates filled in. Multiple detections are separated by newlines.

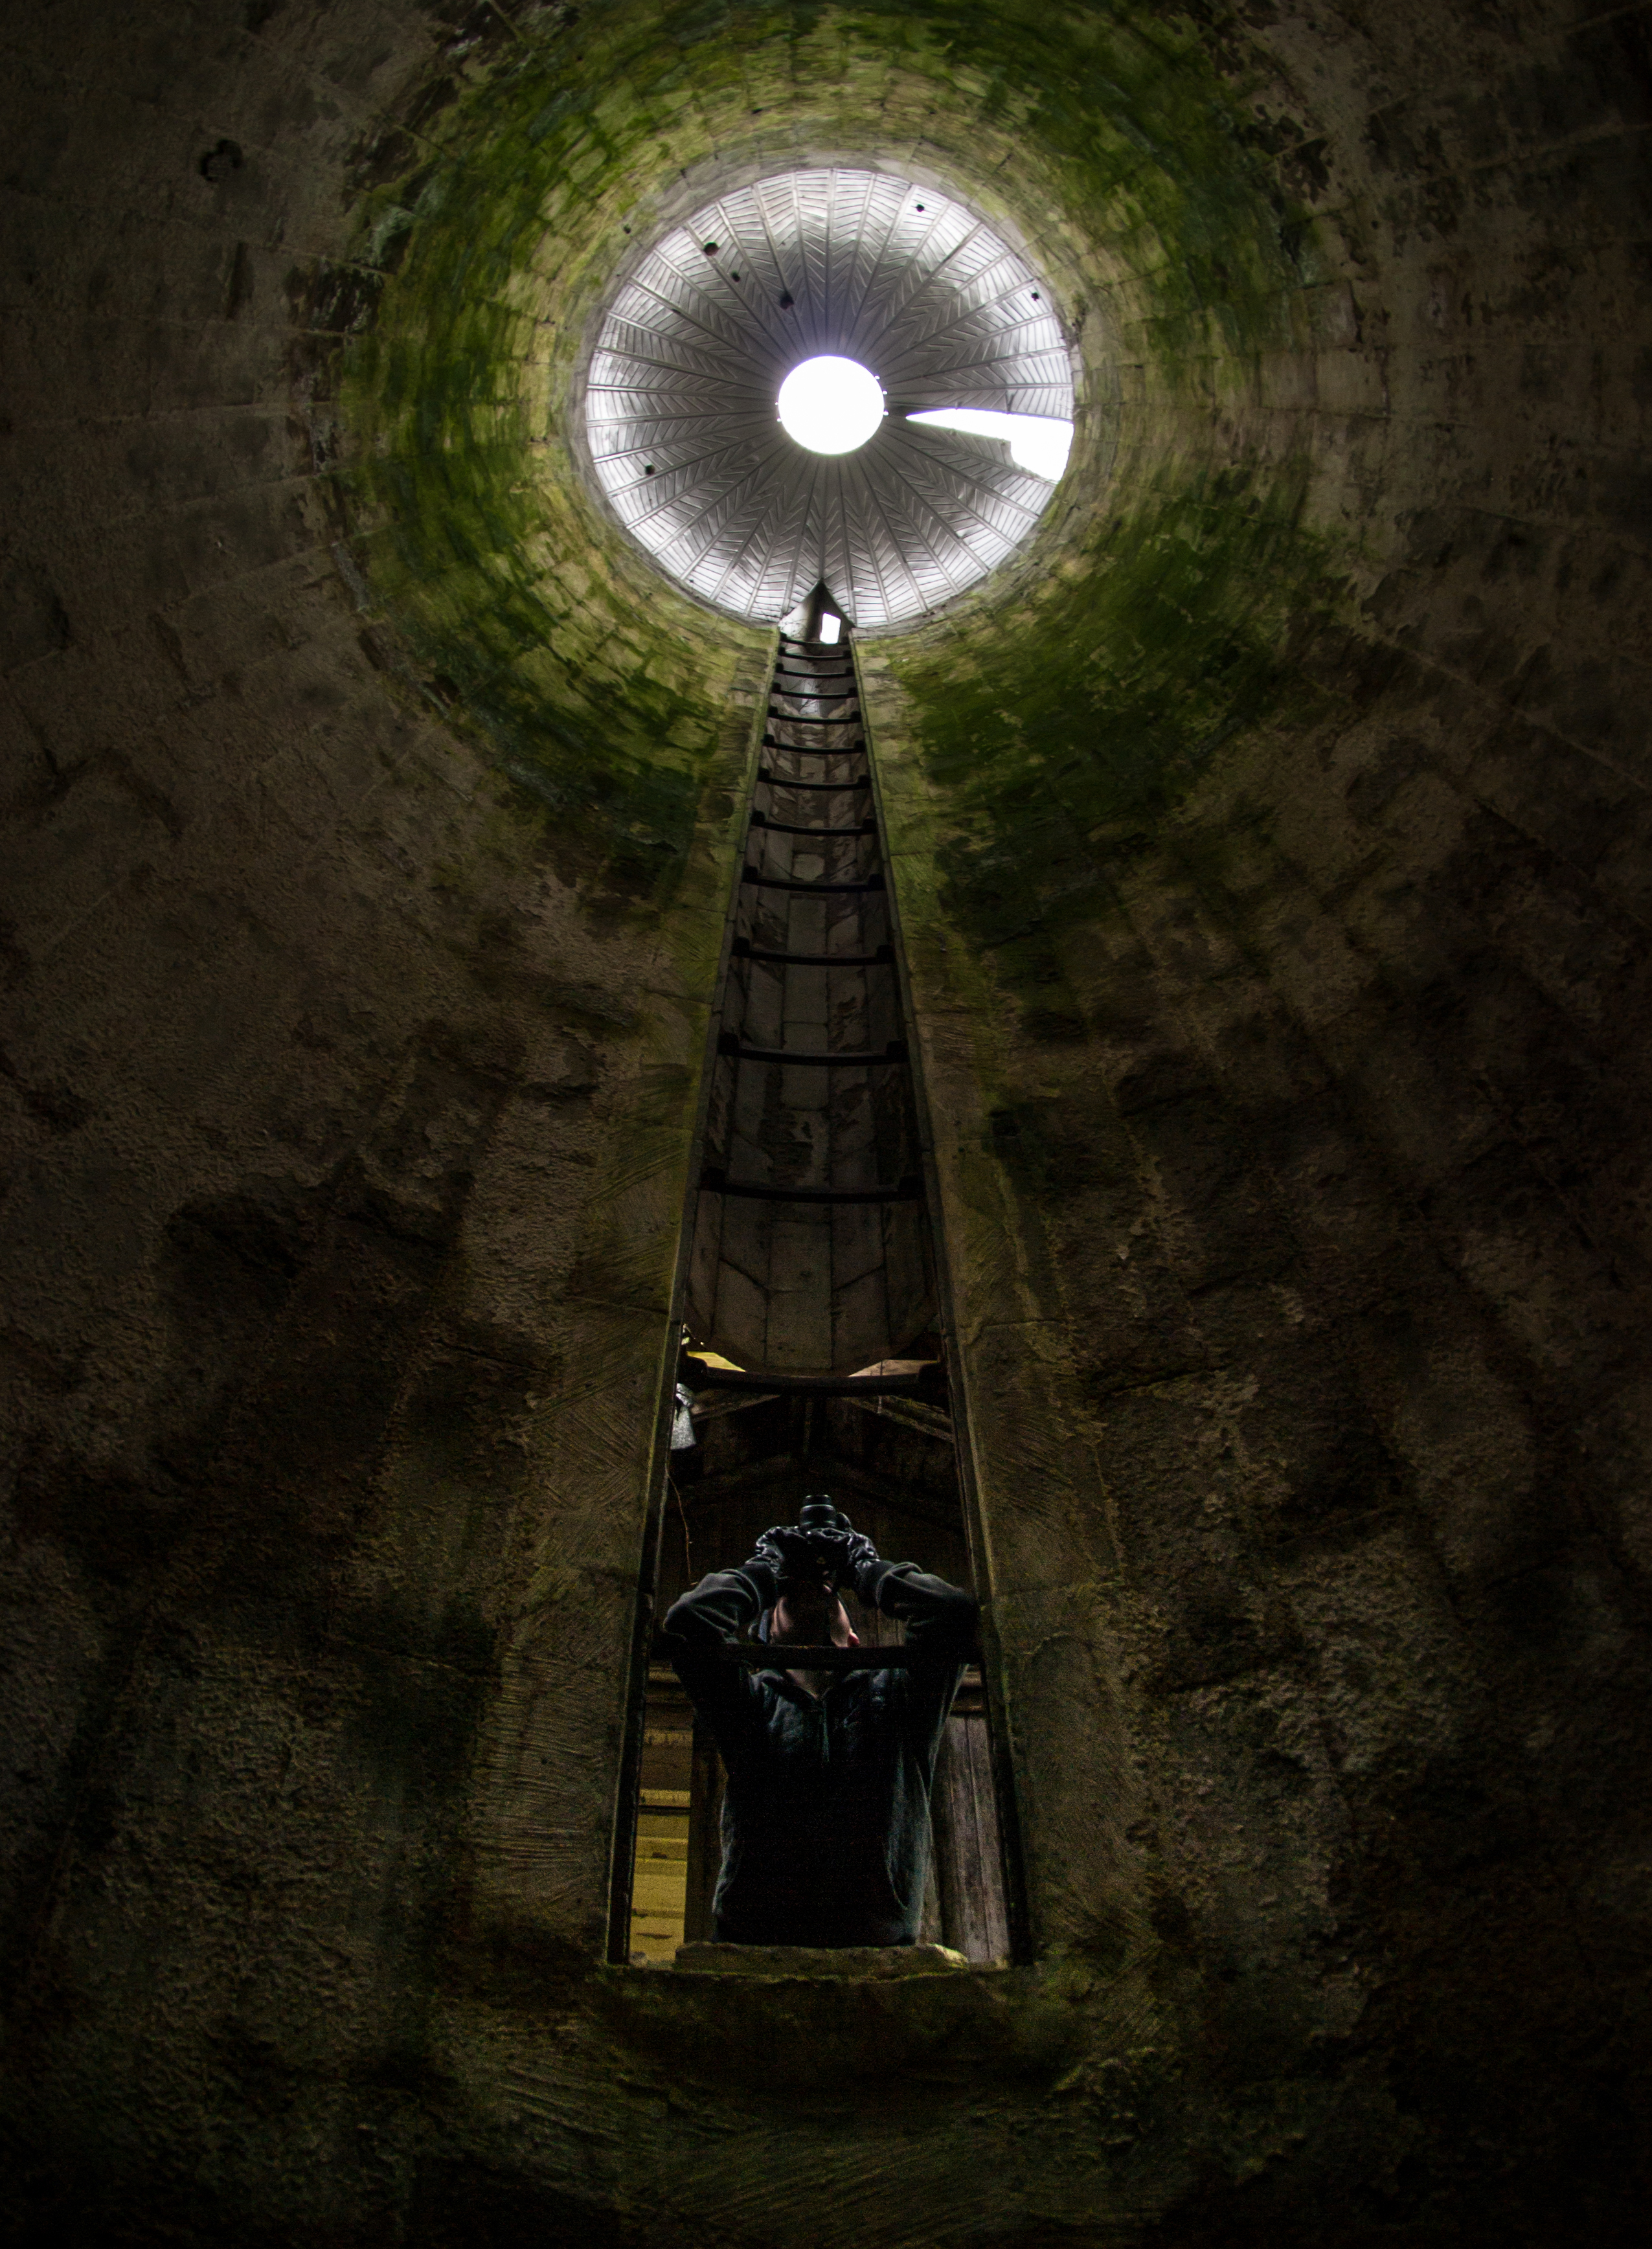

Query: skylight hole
left=585, top=166, right=1077, bottom=624
left=777, top=356, right=885, bottom=457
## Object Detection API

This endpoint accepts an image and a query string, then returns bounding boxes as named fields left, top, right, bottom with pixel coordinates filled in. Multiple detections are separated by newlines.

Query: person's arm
left=851, top=1548, right=978, bottom=1754
left=661, top=1551, right=778, bottom=1745
left=861, top=1560, right=978, bottom=1662
left=664, top=1561, right=772, bottom=1648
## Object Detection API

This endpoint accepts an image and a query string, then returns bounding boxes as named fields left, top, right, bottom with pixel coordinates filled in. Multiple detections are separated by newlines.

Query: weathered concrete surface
left=1, top=2, right=1649, bottom=2243
left=672, top=1943, right=970, bottom=1974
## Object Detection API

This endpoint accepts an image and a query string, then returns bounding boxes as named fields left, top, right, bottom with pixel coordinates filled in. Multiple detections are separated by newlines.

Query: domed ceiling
left=582, top=167, right=1076, bottom=629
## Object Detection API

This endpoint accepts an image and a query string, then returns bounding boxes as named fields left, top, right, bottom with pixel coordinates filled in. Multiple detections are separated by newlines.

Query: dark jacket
left=663, top=1561, right=977, bottom=1947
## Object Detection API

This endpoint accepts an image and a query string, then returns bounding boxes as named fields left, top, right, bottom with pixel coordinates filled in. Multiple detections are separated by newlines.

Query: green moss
left=329, top=0, right=1338, bottom=914
left=890, top=457, right=1343, bottom=984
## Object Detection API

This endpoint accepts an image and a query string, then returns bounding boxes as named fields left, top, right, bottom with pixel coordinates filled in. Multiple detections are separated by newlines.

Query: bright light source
left=907, top=408, right=1074, bottom=482
left=778, top=357, right=885, bottom=455
left=818, top=614, right=842, bottom=644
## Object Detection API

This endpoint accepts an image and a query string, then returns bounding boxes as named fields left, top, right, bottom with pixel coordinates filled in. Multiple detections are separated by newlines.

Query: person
left=663, top=1499, right=977, bottom=1949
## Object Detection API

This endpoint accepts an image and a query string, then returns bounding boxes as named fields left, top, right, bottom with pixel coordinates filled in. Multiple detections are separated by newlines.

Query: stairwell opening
left=610, top=605, right=1025, bottom=1969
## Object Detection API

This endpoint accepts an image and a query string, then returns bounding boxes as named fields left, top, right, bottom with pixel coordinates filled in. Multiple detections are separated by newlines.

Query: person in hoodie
left=663, top=1499, right=977, bottom=1947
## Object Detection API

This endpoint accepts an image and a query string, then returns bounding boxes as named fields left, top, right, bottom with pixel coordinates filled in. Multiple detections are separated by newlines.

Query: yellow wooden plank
left=632, top=1879, right=688, bottom=1914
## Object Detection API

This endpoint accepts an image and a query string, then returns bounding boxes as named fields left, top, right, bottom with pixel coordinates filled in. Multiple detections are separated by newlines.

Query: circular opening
left=585, top=166, right=1076, bottom=626
left=777, top=356, right=885, bottom=456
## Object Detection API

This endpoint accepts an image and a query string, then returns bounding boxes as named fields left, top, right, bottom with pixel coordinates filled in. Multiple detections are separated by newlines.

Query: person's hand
left=843, top=1527, right=879, bottom=1577
left=844, top=1530, right=883, bottom=1602
left=752, top=1526, right=791, bottom=1573
left=804, top=1526, right=853, bottom=1585
left=766, top=1525, right=832, bottom=1583
left=738, top=1533, right=787, bottom=1607
left=803, top=1525, right=871, bottom=1589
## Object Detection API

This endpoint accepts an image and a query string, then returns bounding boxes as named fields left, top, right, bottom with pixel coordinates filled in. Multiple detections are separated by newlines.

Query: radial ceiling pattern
left=583, top=168, right=1074, bottom=629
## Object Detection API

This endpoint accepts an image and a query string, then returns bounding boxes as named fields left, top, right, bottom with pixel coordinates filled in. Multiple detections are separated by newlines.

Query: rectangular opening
left=610, top=629, right=1023, bottom=1971
left=623, top=1381, right=1010, bottom=1966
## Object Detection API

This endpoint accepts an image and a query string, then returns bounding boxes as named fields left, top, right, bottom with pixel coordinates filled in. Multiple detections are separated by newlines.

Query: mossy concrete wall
left=1, top=2, right=1650, bottom=2243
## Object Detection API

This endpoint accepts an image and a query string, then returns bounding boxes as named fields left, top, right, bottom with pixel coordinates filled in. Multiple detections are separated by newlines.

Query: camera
left=764, top=1495, right=864, bottom=1587
left=796, top=1495, right=853, bottom=1544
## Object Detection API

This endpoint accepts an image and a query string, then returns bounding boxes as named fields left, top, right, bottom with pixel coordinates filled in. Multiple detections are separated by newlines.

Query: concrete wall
left=1, top=3, right=1649, bottom=2241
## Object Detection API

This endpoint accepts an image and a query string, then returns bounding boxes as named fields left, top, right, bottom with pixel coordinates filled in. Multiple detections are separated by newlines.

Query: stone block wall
left=1, top=3, right=1649, bottom=2243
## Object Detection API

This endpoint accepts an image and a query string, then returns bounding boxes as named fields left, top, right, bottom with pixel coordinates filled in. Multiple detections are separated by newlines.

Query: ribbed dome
left=583, top=168, right=1075, bottom=629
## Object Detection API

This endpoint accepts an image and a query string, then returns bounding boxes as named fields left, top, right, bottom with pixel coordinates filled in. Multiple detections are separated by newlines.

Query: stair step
left=756, top=771, right=870, bottom=791
left=741, top=870, right=884, bottom=892
left=718, top=1034, right=907, bottom=1067
left=749, top=812, right=877, bottom=837
left=697, top=1168, right=923, bottom=1204
left=732, top=939, right=892, bottom=966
